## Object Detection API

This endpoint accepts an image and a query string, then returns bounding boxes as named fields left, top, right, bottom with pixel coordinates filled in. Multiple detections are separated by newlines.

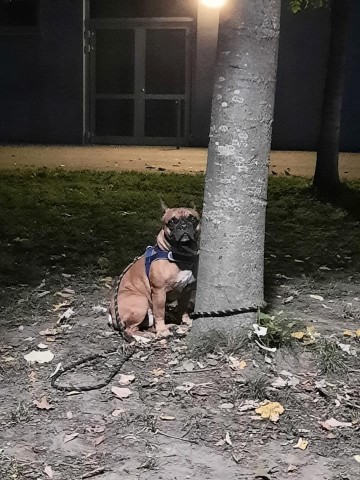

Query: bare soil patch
left=1, top=272, right=359, bottom=480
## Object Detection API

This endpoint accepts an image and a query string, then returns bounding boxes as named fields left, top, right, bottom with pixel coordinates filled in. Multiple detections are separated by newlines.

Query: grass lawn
left=0, top=168, right=359, bottom=285
left=1, top=169, right=360, bottom=480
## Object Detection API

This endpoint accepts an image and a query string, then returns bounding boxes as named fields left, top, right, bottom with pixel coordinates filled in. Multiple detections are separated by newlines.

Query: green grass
left=0, top=169, right=359, bottom=284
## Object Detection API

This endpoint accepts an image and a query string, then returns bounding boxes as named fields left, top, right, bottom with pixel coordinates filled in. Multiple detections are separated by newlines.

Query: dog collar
left=144, top=245, right=197, bottom=279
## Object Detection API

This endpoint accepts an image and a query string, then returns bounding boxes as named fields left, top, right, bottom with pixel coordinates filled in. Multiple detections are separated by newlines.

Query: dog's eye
left=167, top=218, right=179, bottom=228
left=188, top=215, right=198, bottom=225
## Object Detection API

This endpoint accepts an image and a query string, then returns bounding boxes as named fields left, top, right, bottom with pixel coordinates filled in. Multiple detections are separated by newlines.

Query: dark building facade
left=0, top=0, right=359, bottom=151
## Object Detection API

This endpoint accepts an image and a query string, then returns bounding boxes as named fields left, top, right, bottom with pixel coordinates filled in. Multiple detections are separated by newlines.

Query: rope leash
left=51, top=254, right=264, bottom=393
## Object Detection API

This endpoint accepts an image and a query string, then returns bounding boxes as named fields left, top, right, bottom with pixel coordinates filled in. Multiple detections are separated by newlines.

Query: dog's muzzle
left=171, top=221, right=196, bottom=244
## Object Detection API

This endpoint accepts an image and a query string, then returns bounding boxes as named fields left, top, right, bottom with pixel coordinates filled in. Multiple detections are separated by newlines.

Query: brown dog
left=108, top=206, right=200, bottom=339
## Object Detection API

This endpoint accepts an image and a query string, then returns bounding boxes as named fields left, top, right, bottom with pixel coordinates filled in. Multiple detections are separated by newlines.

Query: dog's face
left=162, top=207, right=201, bottom=247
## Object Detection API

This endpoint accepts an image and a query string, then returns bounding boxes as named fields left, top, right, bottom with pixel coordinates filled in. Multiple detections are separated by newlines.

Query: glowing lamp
left=201, top=0, right=227, bottom=8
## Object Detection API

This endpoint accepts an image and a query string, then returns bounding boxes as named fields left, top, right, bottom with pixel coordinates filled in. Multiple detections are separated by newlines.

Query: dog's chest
left=172, top=269, right=195, bottom=292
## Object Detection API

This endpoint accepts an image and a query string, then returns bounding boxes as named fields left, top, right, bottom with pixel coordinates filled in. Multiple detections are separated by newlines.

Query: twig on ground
left=155, top=429, right=198, bottom=444
left=81, top=467, right=107, bottom=479
left=171, top=366, right=221, bottom=375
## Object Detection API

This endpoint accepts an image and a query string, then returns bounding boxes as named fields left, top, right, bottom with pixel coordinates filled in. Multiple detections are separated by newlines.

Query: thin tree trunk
left=313, top=0, right=351, bottom=195
left=190, top=0, right=281, bottom=340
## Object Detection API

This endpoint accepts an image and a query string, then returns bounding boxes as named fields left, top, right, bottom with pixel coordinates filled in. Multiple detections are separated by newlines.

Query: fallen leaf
left=216, top=439, right=225, bottom=446
left=24, top=350, right=54, bottom=364
left=181, top=360, right=195, bottom=372
left=252, top=324, right=268, bottom=337
left=176, top=382, right=195, bottom=393
left=320, top=418, right=353, bottom=430
left=160, top=415, right=175, bottom=421
left=271, top=377, right=287, bottom=389
left=118, top=374, right=135, bottom=385
left=44, top=465, right=54, bottom=479
left=309, top=294, right=324, bottom=301
left=220, top=403, right=234, bottom=410
left=94, top=435, right=105, bottom=446
left=37, top=343, right=48, bottom=350
left=39, top=328, right=60, bottom=336
left=66, top=411, right=73, bottom=419
left=29, top=371, right=36, bottom=382
left=338, top=343, right=357, bottom=356
left=92, top=305, right=107, bottom=314
left=355, top=329, right=360, bottom=338
left=283, top=295, right=294, bottom=304
left=111, top=386, right=132, bottom=399
left=293, top=437, right=308, bottom=450
left=343, top=329, right=355, bottom=337
left=229, top=355, right=247, bottom=371
left=34, top=396, right=53, bottom=410
left=291, top=331, right=305, bottom=340
left=151, top=368, right=165, bottom=377
left=254, top=466, right=271, bottom=479
left=354, top=455, right=360, bottom=463
left=225, top=431, right=232, bottom=446
left=255, top=402, right=284, bottom=422
left=238, top=400, right=259, bottom=412
left=112, top=408, right=125, bottom=417
left=58, top=307, right=75, bottom=322
left=2, top=355, right=15, bottom=362
left=38, top=291, right=51, bottom=298
left=63, top=432, right=79, bottom=444
left=287, top=377, right=300, bottom=387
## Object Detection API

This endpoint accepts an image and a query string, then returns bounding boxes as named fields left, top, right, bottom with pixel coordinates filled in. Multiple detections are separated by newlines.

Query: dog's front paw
left=181, top=313, right=192, bottom=327
left=156, top=327, right=173, bottom=338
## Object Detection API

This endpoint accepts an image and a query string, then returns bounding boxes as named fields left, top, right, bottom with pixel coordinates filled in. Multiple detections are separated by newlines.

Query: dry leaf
left=112, top=408, right=125, bottom=417
left=354, top=455, right=360, bottom=463
left=94, top=435, right=105, bottom=446
left=63, top=432, right=79, bottom=443
left=176, top=382, right=195, bottom=393
left=220, top=403, right=234, bottom=410
left=320, top=418, right=353, bottom=430
left=238, top=400, right=259, bottom=412
left=44, top=465, right=54, bottom=479
left=309, top=294, right=324, bottom=301
left=151, top=368, right=165, bottom=377
left=111, top=386, right=132, bottom=399
left=343, top=329, right=355, bottom=337
left=216, top=439, right=225, bottom=446
left=229, top=355, right=247, bottom=371
left=293, top=437, right=308, bottom=450
left=24, top=350, right=54, bottom=364
left=118, top=374, right=135, bottom=385
left=29, top=371, right=36, bottom=382
left=181, top=360, right=195, bottom=372
left=66, top=411, right=73, bottom=419
left=291, top=331, right=305, bottom=340
left=37, top=343, right=48, bottom=350
left=252, top=324, right=267, bottom=337
left=58, top=307, right=75, bottom=322
left=255, top=402, right=284, bottom=422
left=225, top=431, right=232, bottom=446
left=39, top=328, right=60, bottom=336
left=355, top=330, right=360, bottom=338
left=160, top=415, right=175, bottom=421
left=271, top=377, right=287, bottom=389
left=92, top=305, right=107, bottom=314
left=34, top=396, right=53, bottom=410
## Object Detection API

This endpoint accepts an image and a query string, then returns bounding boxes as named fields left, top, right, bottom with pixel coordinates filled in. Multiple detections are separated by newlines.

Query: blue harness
left=145, top=245, right=176, bottom=279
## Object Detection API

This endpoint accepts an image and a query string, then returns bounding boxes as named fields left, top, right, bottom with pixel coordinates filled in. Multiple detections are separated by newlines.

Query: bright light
left=201, top=0, right=227, bottom=8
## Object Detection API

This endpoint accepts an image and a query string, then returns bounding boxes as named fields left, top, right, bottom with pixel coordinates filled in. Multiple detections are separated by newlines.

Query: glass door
left=89, top=20, right=191, bottom=145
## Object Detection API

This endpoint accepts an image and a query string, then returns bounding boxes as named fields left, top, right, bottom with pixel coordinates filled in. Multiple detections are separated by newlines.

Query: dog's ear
left=160, top=199, right=169, bottom=214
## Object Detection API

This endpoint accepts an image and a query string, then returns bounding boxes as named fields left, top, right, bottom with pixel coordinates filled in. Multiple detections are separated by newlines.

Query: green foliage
left=290, top=0, right=329, bottom=13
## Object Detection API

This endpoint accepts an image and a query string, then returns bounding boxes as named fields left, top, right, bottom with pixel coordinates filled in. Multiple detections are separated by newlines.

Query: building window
left=0, top=0, right=38, bottom=30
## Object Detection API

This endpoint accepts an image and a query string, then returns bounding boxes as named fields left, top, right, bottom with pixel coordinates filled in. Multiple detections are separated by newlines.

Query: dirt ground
left=0, top=145, right=360, bottom=179
left=1, top=269, right=359, bottom=480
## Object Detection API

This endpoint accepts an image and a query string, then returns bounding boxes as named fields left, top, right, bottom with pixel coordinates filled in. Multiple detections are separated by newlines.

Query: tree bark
left=190, top=0, right=281, bottom=339
left=313, top=0, right=351, bottom=195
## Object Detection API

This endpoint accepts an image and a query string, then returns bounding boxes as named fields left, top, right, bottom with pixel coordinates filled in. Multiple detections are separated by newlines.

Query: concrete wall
left=0, top=0, right=83, bottom=144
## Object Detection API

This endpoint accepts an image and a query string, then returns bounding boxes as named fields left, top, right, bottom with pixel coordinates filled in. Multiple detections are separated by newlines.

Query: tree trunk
left=313, top=0, right=351, bottom=195
left=190, top=0, right=281, bottom=340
